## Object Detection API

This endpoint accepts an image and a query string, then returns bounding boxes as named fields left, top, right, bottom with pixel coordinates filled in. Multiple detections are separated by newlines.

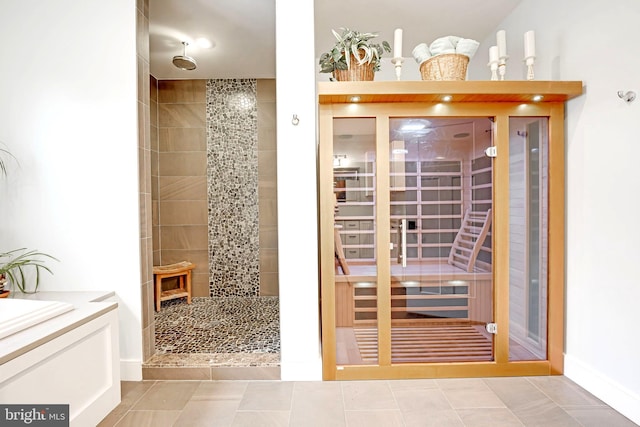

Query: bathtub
left=0, top=292, right=120, bottom=427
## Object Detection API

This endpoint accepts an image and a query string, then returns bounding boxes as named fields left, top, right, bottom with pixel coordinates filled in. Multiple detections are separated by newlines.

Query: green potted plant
left=0, top=146, right=56, bottom=296
left=0, top=249, right=56, bottom=295
left=319, top=28, right=391, bottom=81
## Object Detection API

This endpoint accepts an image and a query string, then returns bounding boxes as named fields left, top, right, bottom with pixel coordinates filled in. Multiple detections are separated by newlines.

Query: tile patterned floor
left=98, top=376, right=638, bottom=427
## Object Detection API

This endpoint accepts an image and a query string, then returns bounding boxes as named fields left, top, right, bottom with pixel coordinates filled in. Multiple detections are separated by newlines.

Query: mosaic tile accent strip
left=206, top=79, right=260, bottom=297
left=154, top=297, right=280, bottom=355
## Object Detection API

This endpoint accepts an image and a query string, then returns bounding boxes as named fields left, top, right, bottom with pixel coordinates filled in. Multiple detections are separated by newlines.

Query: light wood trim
left=318, top=81, right=583, bottom=104
left=375, top=116, right=392, bottom=366
left=548, top=103, right=565, bottom=374
left=327, top=102, right=557, bottom=119
left=335, top=361, right=551, bottom=380
left=319, top=105, right=337, bottom=380
left=493, top=114, right=510, bottom=364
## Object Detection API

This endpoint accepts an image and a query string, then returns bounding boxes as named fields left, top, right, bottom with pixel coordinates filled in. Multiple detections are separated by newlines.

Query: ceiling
left=149, top=0, right=523, bottom=80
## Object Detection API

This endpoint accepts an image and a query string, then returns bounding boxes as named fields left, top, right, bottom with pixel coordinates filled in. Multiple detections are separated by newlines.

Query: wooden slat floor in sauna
left=353, top=325, right=493, bottom=363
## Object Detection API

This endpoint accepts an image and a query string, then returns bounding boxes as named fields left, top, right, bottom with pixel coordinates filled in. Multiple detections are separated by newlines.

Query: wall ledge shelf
left=318, top=80, right=584, bottom=104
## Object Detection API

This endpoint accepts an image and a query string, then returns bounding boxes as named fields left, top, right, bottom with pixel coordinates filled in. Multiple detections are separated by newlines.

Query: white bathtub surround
left=0, top=299, right=73, bottom=339
left=0, top=292, right=120, bottom=427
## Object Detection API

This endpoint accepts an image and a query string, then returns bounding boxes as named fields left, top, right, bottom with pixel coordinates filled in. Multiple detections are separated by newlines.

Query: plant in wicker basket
left=319, top=28, right=391, bottom=81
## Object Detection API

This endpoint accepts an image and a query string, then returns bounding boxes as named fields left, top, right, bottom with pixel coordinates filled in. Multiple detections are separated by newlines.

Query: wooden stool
left=153, top=261, right=195, bottom=311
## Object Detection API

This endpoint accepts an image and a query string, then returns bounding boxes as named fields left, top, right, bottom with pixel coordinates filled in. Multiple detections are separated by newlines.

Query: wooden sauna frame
left=318, top=81, right=583, bottom=380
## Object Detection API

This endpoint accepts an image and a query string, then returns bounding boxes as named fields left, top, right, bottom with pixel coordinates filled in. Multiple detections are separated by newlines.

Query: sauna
left=318, top=81, right=582, bottom=380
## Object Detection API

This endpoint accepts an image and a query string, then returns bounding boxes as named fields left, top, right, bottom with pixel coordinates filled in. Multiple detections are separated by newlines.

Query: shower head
left=172, top=41, right=197, bottom=70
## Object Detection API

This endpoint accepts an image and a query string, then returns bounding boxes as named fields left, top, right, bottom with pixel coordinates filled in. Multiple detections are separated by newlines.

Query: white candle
left=393, top=28, right=403, bottom=58
left=489, top=45, right=499, bottom=63
left=497, top=30, right=507, bottom=58
left=524, top=30, right=535, bottom=58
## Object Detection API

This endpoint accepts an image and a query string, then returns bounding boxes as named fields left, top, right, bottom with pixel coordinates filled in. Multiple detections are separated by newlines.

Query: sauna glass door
left=333, top=118, right=378, bottom=365
left=388, top=118, right=495, bottom=363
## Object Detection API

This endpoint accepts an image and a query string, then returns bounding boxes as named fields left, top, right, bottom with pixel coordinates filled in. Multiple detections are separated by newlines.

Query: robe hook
left=617, top=90, right=636, bottom=103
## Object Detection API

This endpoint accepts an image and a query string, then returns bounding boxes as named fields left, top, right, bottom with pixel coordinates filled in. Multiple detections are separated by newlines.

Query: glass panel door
left=333, top=118, right=378, bottom=365
left=388, top=117, right=495, bottom=363
left=509, top=117, right=549, bottom=361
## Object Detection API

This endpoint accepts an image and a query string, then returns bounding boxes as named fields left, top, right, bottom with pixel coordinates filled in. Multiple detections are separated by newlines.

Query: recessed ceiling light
left=532, top=95, right=544, bottom=102
left=442, top=95, right=453, bottom=102
left=350, top=96, right=361, bottom=103
left=195, top=38, right=213, bottom=49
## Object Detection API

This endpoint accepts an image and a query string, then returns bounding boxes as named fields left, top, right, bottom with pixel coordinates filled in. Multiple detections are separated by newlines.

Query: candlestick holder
left=525, top=56, right=535, bottom=80
left=391, top=57, right=404, bottom=81
left=488, top=59, right=499, bottom=81
left=498, top=56, right=508, bottom=81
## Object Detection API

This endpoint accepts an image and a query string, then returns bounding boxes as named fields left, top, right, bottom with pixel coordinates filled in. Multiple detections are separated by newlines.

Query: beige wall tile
left=139, top=194, right=149, bottom=238
left=160, top=225, right=209, bottom=250
left=159, top=200, right=208, bottom=225
left=136, top=9, right=149, bottom=62
left=150, top=75, right=157, bottom=102
left=158, top=80, right=207, bottom=103
left=153, top=249, right=161, bottom=266
left=151, top=171, right=160, bottom=199
left=192, top=274, right=210, bottom=297
left=141, top=281, right=153, bottom=329
left=160, top=249, right=208, bottom=268
left=152, top=201, right=159, bottom=226
left=259, top=248, right=278, bottom=273
left=259, top=226, right=278, bottom=249
left=158, top=103, right=206, bottom=128
left=257, top=101, right=276, bottom=130
left=159, top=152, right=207, bottom=176
left=151, top=149, right=159, bottom=182
left=142, top=324, right=154, bottom=361
left=150, top=123, right=158, bottom=150
left=258, top=127, right=276, bottom=151
left=260, top=273, right=279, bottom=296
left=159, top=127, right=206, bottom=152
left=258, top=150, right=277, bottom=179
left=258, top=179, right=277, bottom=200
left=259, top=197, right=278, bottom=227
left=159, top=176, right=207, bottom=201
left=257, top=79, right=276, bottom=102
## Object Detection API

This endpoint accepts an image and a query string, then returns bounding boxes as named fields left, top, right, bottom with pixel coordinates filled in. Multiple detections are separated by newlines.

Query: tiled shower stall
left=144, top=78, right=280, bottom=378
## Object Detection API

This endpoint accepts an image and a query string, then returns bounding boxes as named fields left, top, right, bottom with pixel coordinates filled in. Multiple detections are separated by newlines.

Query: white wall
left=0, top=0, right=142, bottom=377
left=276, top=0, right=323, bottom=380
left=469, top=1, right=640, bottom=423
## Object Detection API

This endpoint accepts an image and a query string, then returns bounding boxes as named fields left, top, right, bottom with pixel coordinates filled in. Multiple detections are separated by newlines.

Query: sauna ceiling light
left=533, top=95, right=544, bottom=102
left=401, top=120, right=429, bottom=131
left=442, top=95, right=453, bottom=102
left=350, top=96, right=361, bottom=102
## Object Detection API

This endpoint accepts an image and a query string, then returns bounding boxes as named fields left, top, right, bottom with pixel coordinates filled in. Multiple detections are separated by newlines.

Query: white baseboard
left=564, top=353, right=640, bottom=425
left=280, top=358, right=322, bottom=381
left=120, top=359, right=142, bottom=381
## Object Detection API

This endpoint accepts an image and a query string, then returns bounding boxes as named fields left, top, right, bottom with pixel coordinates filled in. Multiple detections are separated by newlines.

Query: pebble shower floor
left=149, top=296, right=280, bottom=367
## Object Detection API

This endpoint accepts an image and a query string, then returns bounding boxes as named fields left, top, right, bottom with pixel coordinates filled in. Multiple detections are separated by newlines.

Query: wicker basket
left=333, top=51, right=375, bottom=81
left=419, top=53, right=469, bottom=81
